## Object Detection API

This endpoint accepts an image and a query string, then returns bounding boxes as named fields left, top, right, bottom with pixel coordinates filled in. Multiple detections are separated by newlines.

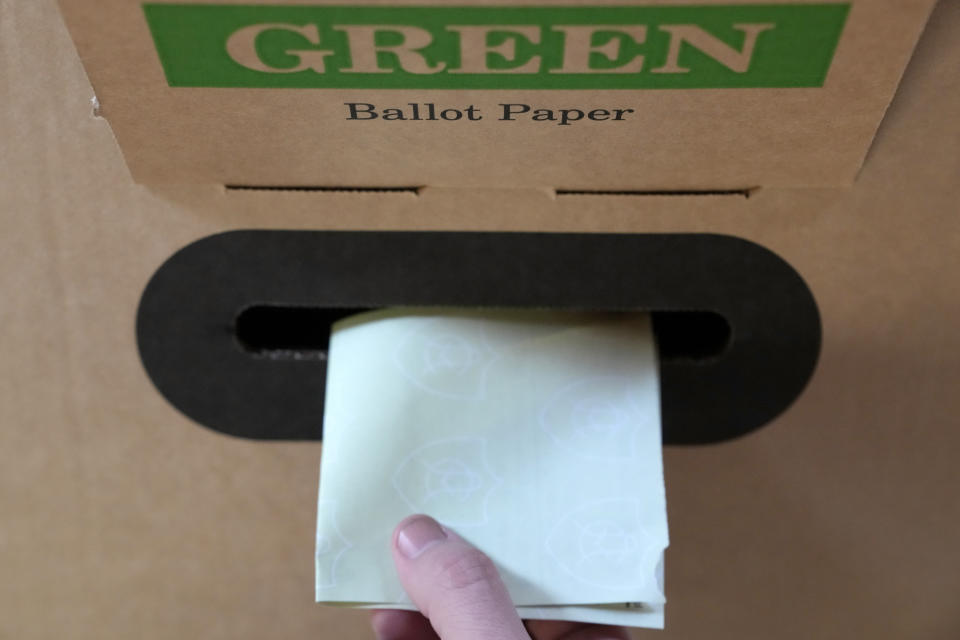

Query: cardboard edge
left=850, top=0, right=938, bottom=181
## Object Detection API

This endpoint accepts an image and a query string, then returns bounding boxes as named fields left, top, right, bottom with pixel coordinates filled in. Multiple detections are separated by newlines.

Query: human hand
left=370, top=515, right=631, bottom=640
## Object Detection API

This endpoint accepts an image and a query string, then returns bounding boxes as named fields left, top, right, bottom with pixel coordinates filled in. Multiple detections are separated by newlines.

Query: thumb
left=391, top=515, right=530, bottom=640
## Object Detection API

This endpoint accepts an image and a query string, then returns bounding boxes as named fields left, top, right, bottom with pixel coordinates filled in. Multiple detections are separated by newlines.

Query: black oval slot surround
left=136, top=231, right=821, bottom=445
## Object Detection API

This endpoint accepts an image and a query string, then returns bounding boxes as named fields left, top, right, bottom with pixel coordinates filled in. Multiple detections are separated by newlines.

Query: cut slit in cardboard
left=56, top=0, right=937, bottom=191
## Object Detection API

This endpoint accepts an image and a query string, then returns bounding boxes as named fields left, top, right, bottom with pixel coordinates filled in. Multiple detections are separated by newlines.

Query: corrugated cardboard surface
left=2, top=1, right=959, bottom=639
left=55, top=0, right=934, bottom=189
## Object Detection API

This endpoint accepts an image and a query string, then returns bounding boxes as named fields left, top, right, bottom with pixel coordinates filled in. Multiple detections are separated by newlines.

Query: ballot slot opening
left=234, top=305, right=732, bottom=364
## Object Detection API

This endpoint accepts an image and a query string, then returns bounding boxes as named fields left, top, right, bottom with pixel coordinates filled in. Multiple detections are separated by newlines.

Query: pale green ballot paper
left=316, top=309, right=669, bottom=629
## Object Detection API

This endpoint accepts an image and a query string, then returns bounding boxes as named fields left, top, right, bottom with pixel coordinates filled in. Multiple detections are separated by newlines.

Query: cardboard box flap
left=57, top=0, right=935, bottom=189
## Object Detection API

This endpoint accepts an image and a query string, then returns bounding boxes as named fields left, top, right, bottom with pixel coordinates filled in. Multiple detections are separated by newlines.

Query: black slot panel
left=136, top=231, right=821, bottom=445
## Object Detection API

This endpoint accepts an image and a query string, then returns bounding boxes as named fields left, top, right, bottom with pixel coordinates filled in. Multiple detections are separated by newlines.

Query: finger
left=391, top=515, right=530, bottom=640
left=370, top=609, right=440, bottom=640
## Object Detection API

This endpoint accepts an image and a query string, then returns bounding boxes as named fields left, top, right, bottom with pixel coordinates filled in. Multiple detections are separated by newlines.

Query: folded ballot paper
left=316, top=309, right=669, bottom=629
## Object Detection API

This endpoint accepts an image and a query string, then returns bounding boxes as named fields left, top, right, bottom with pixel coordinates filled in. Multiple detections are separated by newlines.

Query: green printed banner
left=143, top=3, right=850, bottom=89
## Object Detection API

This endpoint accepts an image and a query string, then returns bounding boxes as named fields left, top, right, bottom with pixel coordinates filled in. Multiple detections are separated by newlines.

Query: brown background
left=2, top=0, right=959, bottom=639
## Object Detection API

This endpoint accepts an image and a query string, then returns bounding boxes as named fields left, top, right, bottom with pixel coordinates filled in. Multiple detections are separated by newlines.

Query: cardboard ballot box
left=2, top=0, right=959, bottom=639
left=59, top=0, right=931, bottom=189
